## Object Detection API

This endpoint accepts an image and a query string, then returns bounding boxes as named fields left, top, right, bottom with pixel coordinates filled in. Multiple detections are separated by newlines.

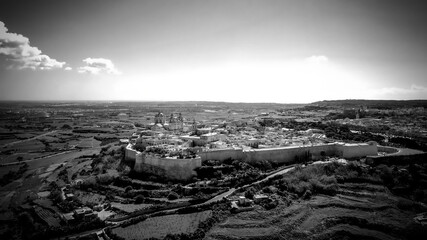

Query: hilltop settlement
left=0, top=100, right=427, bottom=240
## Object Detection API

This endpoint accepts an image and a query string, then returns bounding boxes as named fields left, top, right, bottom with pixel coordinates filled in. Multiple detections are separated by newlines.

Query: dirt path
left=0, top=150, right=75, bottom=166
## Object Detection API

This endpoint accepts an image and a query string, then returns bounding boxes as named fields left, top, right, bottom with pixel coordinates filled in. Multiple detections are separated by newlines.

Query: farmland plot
left=0, top=152, right=54, bottom=164
left=111, top=202, right=153, bottom=213
left=0, top=138, right=18, bottom=146
left=112, top=210, right=212, bottom=239
left=34, top=206, right=61, bottom=227
left=26, top=148, right=100, bottom=170
left=74, top=190, right=106, bottom=205
left=15, top=133, right=38, bottom=139
left=0, top=165, right=22, bottom=178
left=4, top=139, right=45, bottom=152
left=66, top=159, right=92, bottom=178
left=77, top=137, right=101, bottom=148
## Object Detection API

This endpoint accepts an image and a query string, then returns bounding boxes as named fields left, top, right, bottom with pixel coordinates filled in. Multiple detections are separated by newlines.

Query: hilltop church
left=150, top=112, right=186, bottom=132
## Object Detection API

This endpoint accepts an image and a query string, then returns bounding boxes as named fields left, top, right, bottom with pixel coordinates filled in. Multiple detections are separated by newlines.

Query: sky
left=0, top=0, right=427, bottom=103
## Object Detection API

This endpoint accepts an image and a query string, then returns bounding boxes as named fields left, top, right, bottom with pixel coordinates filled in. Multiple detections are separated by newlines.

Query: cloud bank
left=78, top=57, right=121, bottom=75
left=0, top=21, right=66, bottom=70
left=365, top=85, right=427, bottom=100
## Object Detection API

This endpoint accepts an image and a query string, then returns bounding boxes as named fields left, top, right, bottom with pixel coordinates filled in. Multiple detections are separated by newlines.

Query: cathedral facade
left=151, top=112, right=184, bottom=131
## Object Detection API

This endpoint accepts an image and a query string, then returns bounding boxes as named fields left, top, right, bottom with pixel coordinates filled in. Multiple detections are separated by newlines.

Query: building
left=200, top=132, right=220, bottom=143
left=150, top=112, right=185, bottom=132
left=154, top=112, right=165, bottom=124
left=73, top=207, right=94, bottom=219
left=253, top=194, right=269, bottom=204
left=61, top=213, right=75, bottom=224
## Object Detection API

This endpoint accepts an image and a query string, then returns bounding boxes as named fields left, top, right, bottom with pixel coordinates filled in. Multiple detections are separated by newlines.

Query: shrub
left=248, top=160, right=273, bottom=171
left=244, top=187, right=256, bottom=199
left=134, top=143, right=146, bottom=152
left=0, top=163, right=28, bottom=186
left=49, top=188, right=63, bottom=203
left=135, top=195, right=145, bottom=204
left=302, top=190, right=312, bottom=200
left=377, top=164, right=394, bottom=186
left=97, top=174, right=114, bottom=184
left=167, top=191, right=179, bottom=200
left=124, top=186, right=133, bottom=192
left=262, top=186, right=277, bottom=194
left=263, top=200, right=279, bottom=210
left=275, top=163, right=340, bottom=197
left=397, top=198, right=416, bottom=210
left=61, top=124, right=72, bottom=129
left=292, top=181, right=312, bottom=196
left=319, top=175, right=337, bottom=185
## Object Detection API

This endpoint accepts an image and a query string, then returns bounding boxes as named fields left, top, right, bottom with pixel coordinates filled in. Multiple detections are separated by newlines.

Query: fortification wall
left=133, top=152, right=144, bottom=172
left=243, top=144, right=337, bottom=163
left=305, top=144, right=338, bottom=159
left=125, top=144, right=137, bottom=161
left=336, top=143, right=378, bottom=159
left=199, top=148, right=244, bottom=162
left=134, top=154, right=201, bottom=180
left=197, top=143, right=377, bottom=164
left=377, top=145, right=399, bottom=154
left=128, top=142, right=378, bottom=180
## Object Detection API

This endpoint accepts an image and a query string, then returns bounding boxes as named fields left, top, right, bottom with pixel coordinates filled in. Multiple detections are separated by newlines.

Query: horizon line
left=0, top=99, right=426, bottom=105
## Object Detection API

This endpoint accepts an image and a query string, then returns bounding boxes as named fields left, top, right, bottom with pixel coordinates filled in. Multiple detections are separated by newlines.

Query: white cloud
left=0, top=21, right=66, bottom=70
left=305, top=55, right=329, bottom=63
left=364, top=85, right=427, bottom=99
left=64, top=66, right=72, bottom=71
left=78, top=57, right=121, bottom=75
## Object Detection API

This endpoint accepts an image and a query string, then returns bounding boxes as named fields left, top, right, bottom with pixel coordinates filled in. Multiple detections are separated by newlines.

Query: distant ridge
left=0, top=100, right=305, bottom=110
left=311, top=99, right=427, bottom=108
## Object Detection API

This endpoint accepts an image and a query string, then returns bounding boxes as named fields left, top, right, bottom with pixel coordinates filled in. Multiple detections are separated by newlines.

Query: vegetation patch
left=111, top=210, right=212, bottom=239
left=0, top=163, right=28, bottom=186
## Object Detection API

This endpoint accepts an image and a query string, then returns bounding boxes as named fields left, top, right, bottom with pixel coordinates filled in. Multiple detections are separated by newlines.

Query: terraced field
left=112, top=210, right=212, bottom=239
left=111, top=202, right=153, bottom=213
left=205, top=182, right=425, bottom=240
left=34, top=206, right=61, bottom=227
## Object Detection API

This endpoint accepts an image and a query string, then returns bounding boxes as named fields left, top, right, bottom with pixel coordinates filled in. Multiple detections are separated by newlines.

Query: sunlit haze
left=1, top=0, right=427, bottom=103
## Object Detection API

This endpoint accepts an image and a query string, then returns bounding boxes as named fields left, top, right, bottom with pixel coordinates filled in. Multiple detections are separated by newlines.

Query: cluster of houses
left=228, top=194, right=271, bottom=213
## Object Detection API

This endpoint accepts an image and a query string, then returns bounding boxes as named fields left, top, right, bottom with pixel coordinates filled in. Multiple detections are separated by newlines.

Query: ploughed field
left=205, top=182, right=424, bottom=240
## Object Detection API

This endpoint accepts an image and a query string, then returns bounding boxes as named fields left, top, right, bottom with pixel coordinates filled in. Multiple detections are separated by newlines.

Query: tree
left=18, top=212, right=35, bottom=238
left=244, top=187, right=256, bottom=199
left=134, top=194, right=145, bottom=204
left=124, top=186, right=133, bottom=192
left=49, top=188, right=63, bottom=203
left=61, top=124, right=72, bottom=129
left=167, top=191, right=179, bottom=200
left=134, top=143, right=146, bottom=152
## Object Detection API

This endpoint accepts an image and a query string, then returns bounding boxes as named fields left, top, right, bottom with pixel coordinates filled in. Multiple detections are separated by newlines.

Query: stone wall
left=199, top=142, right=377, bottom=164
left=243, top=144, right=338, bottom=164
left=127, top=142, right=378, bottom=180
left=134, top=153, right=201, bottom=180
left=377, top=145, right=399, bottom=154
left=198, top=148, right=244, bottom=162
left=336, top=142, right=378, bottom=159
left=125, top=144, right=137, bottom=161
